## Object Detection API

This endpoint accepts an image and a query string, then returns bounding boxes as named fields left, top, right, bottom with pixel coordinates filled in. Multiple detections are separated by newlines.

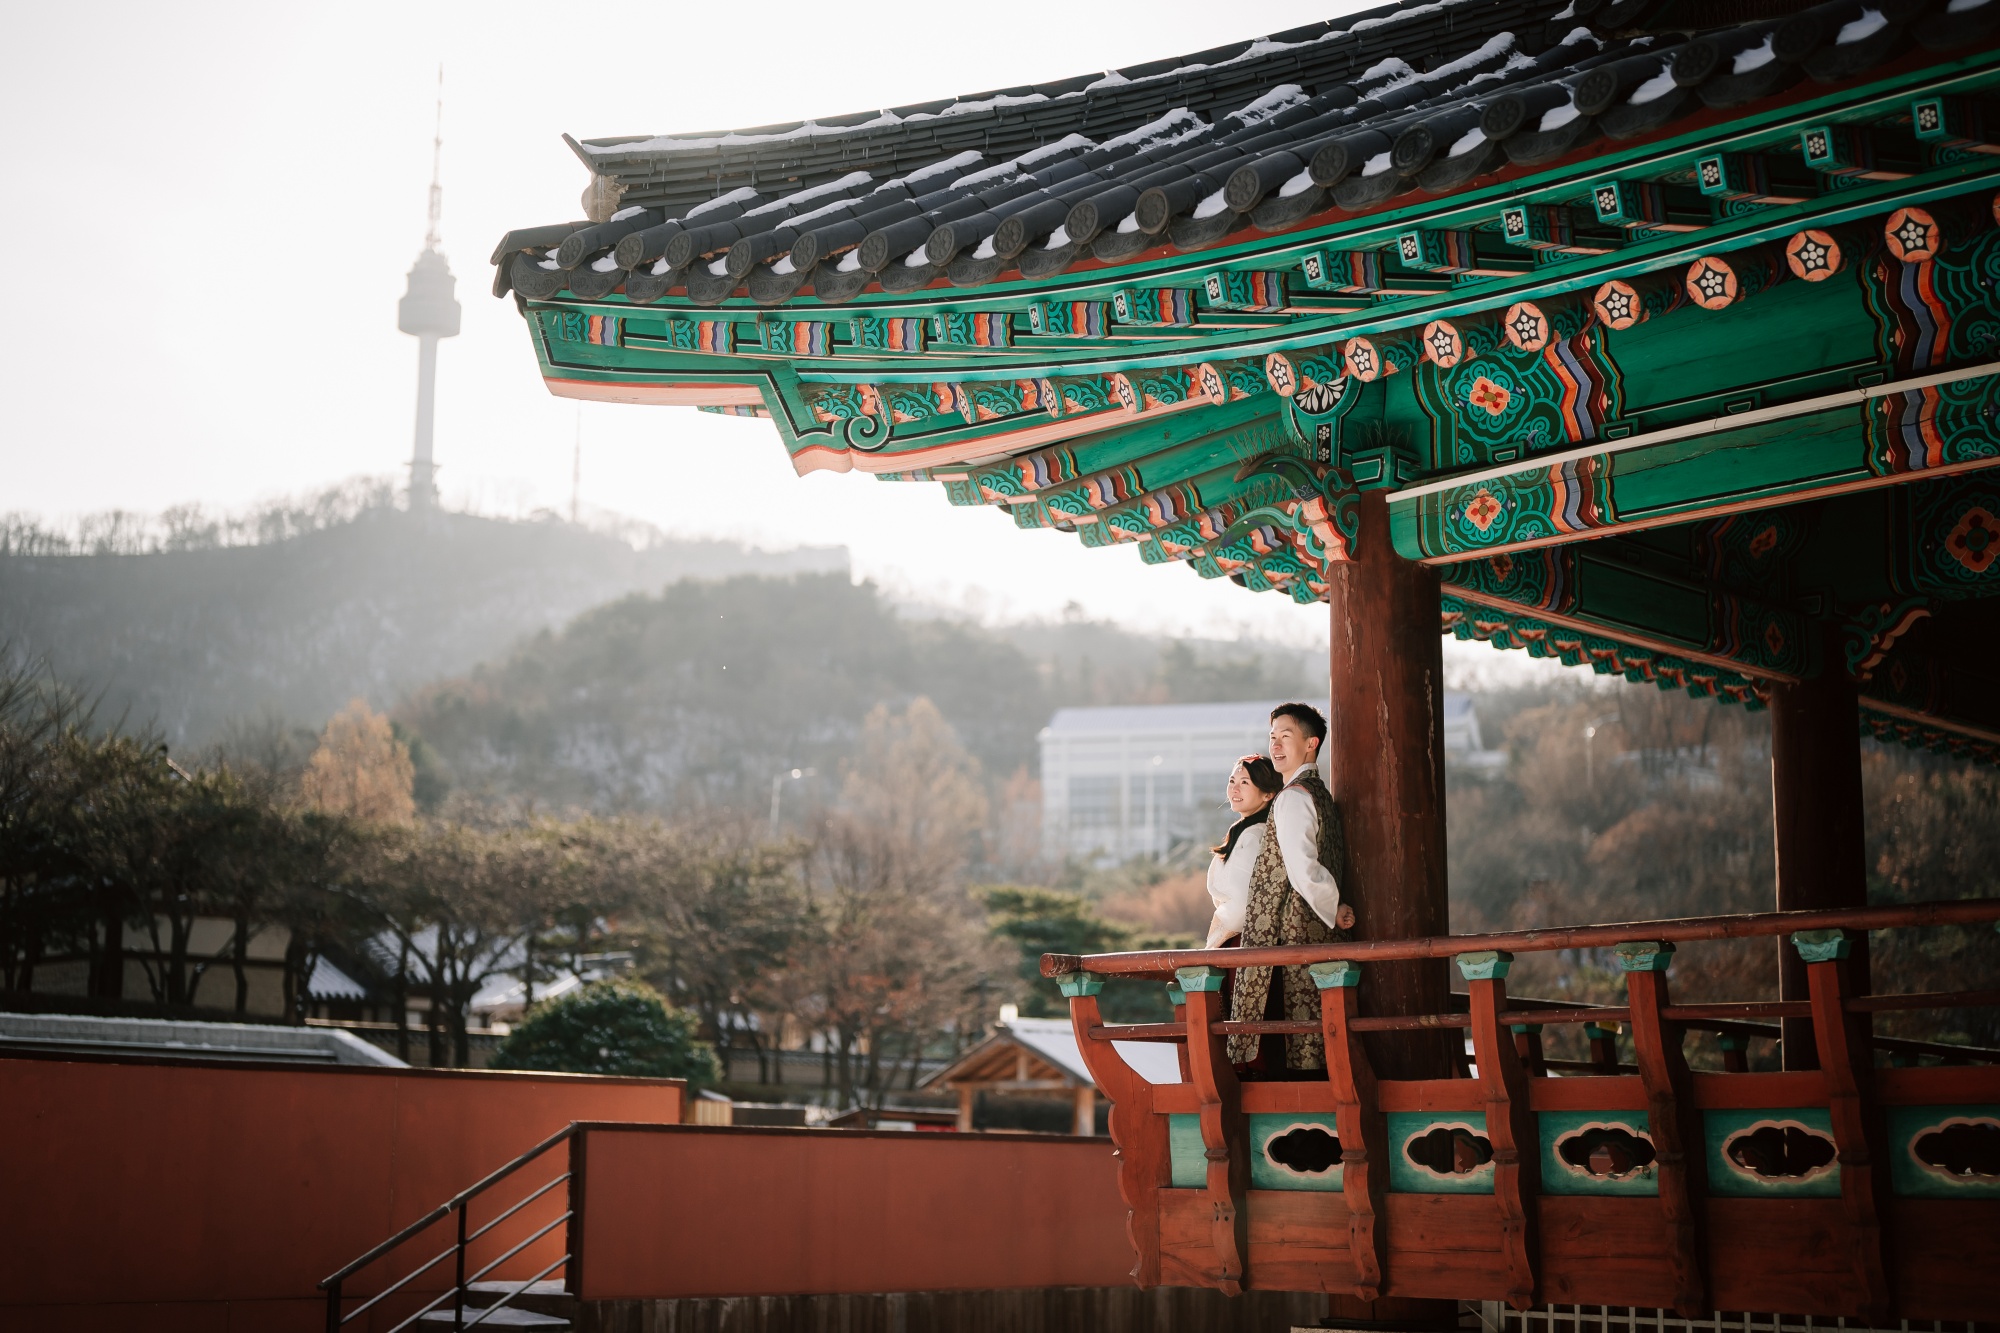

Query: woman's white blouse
left=1204, top=823, right=1264, bottom=948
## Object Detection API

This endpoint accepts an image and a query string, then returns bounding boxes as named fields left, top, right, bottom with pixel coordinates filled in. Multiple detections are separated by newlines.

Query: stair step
left=416, top=1307, right=569, bottom=1328
left=462, top=1281, right=576, bottom=1318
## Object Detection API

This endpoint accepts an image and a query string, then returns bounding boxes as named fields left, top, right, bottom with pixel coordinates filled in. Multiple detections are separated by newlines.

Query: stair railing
left=320, top=1122, right=577, bottom=1333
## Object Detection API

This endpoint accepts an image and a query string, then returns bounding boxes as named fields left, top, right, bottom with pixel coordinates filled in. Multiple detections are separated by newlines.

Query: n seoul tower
left=397, top=71, right=459, bottom=511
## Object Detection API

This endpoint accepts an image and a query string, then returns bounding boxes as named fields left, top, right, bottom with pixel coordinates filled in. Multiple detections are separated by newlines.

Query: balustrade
left=1044, top=899, right=2000, bottom=1324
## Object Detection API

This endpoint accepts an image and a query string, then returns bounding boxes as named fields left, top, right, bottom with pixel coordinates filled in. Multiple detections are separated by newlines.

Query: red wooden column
left=1327, top=490, right=1452, bottom=1080
left=1768, top=634, right=1870, bottom=1070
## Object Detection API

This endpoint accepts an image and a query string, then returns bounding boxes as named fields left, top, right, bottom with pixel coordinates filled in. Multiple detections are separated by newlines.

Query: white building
left=1039, top=694, right=1494, bottom=862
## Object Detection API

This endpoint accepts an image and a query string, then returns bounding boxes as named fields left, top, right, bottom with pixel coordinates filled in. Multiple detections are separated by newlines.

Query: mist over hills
left=0, top=504, right=846, bottom=750
left=0, top=498, right=1322, bottom=810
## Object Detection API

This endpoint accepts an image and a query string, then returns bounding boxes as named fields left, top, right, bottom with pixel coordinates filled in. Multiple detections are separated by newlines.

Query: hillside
left=394, top=574, right=1324, bottom=814
left=0, top=507, right=846, bottom=749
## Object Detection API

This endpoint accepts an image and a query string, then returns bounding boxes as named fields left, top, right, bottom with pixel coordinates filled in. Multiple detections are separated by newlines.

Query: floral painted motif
left=1592, top=281, right=1642, bottom=331
left=1416, top=324, right=1621, bottom=471
left=1685, top=256, right=1738, bottom=310
left=1884, top=207, right=1942, bottom=263
left=1422, top=320, right=1465, bottom=368
left=1763, top=619, right=1787, bottom=659
left=1748, top=524, right=1781, bottom=558
left=1465, top=489, right=1503, bottom=532
left=1504, top=302, right=1550, bottom=352
left=1946, top=506, right=2000, bottom=574
left=1785, top=230, right=1841, bottom=282
left=1468, top=376, right=1512, bottom=416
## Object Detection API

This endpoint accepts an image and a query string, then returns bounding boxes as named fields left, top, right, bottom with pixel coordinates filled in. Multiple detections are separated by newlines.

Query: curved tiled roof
left=493, top=0, right=2000, bottom=306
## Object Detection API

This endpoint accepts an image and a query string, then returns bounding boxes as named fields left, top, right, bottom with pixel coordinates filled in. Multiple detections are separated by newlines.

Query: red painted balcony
left=1042, top=898, right=2000, bottom=1325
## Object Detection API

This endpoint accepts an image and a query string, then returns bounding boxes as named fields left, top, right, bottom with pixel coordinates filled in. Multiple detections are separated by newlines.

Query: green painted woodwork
left=1058, top=972, right=1106, bottom=998
left=515, top=53, right=2000, bottom=758
left=1454, top=950, right=1513, bottom=981
left=1892, top=474, right=2000, bottom=598
left=1167, top=1113, right=1204, bottom=1188
left=1248, top=1114, right=1345, bottom=1192
left=1442, top=589, right=1769, bottom=710
left=1174, top=966, right=1223, bottom=993
left=1390, top=371, right=2000, bottom=564
left=1411, top=322, right=1622, bottom=471
left=1307, top=959, right=1361, bottom=990
left=1538, top=1111, right=1660, bottom=1198
left=1614, top=941, right=1675, bottom=974
left=1385, top=1111, right=1494, bottom=1196
left=1790, top=929, right=1852, bottom=963
left=1883, top=1104, right=2000, bottom=1198
left=1161, top=1105, right=1990, bottom=1202
left=1703, top=1106, right=1841, bottom=1200
left=1169, top=1112, right=1347, bottom=1192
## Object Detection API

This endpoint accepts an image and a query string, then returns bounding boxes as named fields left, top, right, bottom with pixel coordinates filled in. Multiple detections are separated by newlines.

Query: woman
left=1203, top=755, right=1285, bottom=949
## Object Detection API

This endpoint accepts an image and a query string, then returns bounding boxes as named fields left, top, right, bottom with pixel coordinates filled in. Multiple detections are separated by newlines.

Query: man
left=1226, top=702, right=1354, bottom=1074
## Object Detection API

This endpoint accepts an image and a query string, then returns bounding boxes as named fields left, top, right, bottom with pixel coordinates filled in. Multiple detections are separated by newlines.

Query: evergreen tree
left=490, top=978, right=719, bottom=1084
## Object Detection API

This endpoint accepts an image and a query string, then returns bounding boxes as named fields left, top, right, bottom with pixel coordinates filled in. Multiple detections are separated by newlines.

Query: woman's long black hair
left=1212, top=754, right=1284, bottom=860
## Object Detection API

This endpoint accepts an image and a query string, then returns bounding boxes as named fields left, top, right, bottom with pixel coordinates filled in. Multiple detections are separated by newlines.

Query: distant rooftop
left=1045, top=699, right=1319, bottom=736
left=0, top=1012, right=408, bottom=1067
left=1044, top=694, right=1471, bottom=735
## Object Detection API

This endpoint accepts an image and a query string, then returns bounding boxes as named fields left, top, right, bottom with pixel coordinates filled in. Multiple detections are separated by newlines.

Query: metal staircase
left=319, top=1125, right=577, bottom=1332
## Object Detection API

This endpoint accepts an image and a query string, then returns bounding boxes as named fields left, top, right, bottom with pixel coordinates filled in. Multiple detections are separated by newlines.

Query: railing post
left=1061, top=971, right=1165, bottom=1289
left=1586, top=1022, right=1620, bottom=1074
left=1311, top=959, right=1388, bottom=1302
left=1166, top=982, right=1192, bottom=1083
left=453, top=1201, right=467, bottom=1330
left=1717, top=1033, right=1749, bottom=1073
left=1176, top=964, right=1249, bottom=1296
left=1617, top=941, right=1708, bottom=1318
left=1793, top=928, right=1893, bottom=1322
left=566, top=1125, right=587, bottom=1299
left=1511, top=1024, right=1548, bottom=1078
left=1458, top=951, right=1540, bottom=1311
left=325, top=1277, right=341, bottom=1333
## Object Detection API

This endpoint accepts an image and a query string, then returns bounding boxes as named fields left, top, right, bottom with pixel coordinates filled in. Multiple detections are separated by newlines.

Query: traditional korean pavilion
left=493, top=0, right=2000, bottom=1324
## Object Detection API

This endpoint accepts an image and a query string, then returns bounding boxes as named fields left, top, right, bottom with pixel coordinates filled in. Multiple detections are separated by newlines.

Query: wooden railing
left=1039, top=899, right=2000, bottom=1325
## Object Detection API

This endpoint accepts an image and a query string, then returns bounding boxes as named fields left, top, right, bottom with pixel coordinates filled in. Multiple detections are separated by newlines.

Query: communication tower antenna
left=397, top=65, right=460, bottom=511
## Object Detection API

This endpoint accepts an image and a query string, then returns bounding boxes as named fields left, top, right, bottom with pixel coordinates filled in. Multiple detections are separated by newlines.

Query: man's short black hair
left=1270, top=702, right=1328, bottom=745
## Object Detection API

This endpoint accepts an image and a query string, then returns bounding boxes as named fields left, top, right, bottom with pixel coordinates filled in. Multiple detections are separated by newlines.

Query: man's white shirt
left=1271, top=769, right=1344, bottom=930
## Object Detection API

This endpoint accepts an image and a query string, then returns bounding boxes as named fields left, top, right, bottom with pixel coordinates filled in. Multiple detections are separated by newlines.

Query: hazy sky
left=0, top=0, right=1555, bottom=677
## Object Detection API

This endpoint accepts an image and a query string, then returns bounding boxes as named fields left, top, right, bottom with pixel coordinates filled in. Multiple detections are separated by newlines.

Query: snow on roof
left=0, top=1012, right=407, bottom=1067
left=307, top=954, right=368, bottom=1001
left=1002, top=1016, right=1182, bottom=1087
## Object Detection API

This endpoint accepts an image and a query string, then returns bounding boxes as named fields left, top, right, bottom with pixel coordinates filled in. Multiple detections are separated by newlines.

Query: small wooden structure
left=924, top=1017, right=1180, bottom=1135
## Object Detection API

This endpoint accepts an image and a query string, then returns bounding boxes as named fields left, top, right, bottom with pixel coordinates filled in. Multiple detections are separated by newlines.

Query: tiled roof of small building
left=494, top=0, right=1999, bottom=306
